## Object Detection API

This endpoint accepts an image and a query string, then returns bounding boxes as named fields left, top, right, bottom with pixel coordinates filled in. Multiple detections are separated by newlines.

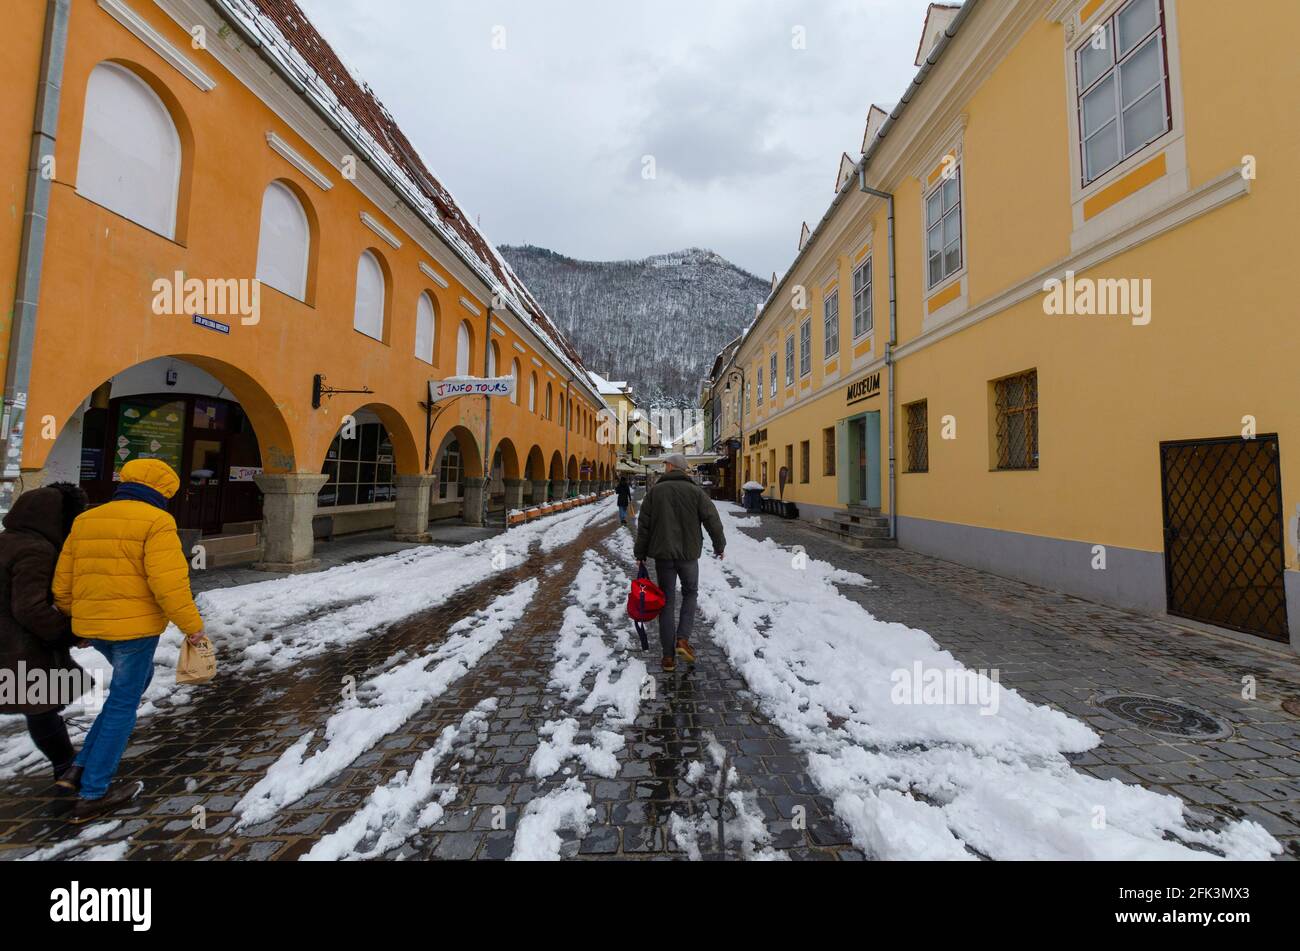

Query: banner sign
left=429, top=377, right=516, bottom=401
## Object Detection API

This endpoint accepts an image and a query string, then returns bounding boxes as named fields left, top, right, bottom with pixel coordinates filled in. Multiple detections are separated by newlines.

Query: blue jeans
left=618, top=503, right=628, bottom=523
left=75, top=636, right=160, bottom=800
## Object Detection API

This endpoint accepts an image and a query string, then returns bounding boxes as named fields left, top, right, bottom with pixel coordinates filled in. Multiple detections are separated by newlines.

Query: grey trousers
left=653, top=558, right=699, bottom=657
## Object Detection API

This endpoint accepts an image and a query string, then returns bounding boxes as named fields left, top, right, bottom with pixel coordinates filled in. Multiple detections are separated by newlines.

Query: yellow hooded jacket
left=53, top=458, right=203, bottom=640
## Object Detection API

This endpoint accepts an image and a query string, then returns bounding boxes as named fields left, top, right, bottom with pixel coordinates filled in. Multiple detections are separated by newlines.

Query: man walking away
left=53, top=458, right=206, bottom=824
left=634, top=453, right=725, bottom=672
left=615, top=476, right=632, bottom=525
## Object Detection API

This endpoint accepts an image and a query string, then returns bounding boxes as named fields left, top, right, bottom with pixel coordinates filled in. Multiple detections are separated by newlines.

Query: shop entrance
left=1159, top=435, right=1288, bottom=642
left=79, top=393, right=263, bottom=535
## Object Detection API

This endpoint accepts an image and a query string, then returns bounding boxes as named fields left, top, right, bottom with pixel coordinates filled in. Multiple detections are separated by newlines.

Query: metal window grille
left=995, top=371, right=1038, bottom=470
left=906, top=400, right=929, bottom=473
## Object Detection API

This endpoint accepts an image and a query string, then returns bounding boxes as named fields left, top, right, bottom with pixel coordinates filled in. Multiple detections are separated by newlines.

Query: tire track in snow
left=235, top=579, right=538, bottom=828
left=509, top=547, right=647, bottom=860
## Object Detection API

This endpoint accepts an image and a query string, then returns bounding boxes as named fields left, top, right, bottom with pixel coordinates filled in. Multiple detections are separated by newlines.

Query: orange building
left=1, top=0, right=615, bottom=569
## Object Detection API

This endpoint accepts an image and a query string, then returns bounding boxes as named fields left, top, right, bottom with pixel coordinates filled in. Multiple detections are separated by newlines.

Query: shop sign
left=748, top=427, right=768, bottom=447
left=114, top=400, right=185, bottom=478
left=229, top=466, right=263, bottom=483
left=429, top=377, right=516, bottom=401
left=847, top=372, right=881, bottom=406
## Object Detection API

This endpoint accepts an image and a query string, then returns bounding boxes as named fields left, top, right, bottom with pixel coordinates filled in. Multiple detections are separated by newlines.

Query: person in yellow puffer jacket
left=52, top=457, right=206, bottom=823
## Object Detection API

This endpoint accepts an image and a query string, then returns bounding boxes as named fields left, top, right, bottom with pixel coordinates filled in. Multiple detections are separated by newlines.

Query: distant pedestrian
left=634, top=453, right=725, bottom=672
left=615, top=476, right=632, bottom=525
left=53, top=458, right=206, bottom=824
left=0, top=483, right=88, bottom=791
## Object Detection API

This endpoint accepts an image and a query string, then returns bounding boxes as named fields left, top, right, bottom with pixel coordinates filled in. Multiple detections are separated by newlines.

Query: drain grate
left=1094, top=693, right=1233, bottom=740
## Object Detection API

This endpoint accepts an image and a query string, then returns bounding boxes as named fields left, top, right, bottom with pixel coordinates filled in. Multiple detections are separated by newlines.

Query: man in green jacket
left=634, top=453, right=725, bottom=671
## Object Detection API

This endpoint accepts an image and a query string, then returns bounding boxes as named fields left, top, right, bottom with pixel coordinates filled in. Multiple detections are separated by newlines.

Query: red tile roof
left=236, top=0, right=589, bottom=375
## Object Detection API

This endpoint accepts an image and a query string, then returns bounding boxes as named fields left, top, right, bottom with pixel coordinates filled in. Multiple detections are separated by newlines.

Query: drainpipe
left=858, top=173, right=897, bottom=541
left=1, top=0, right=71, bottom=512
left=481, top=308, right=493, bottom=526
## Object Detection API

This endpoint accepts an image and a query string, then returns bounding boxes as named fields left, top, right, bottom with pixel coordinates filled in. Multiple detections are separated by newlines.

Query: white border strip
left=99, top=0, right=216, bottom=91
left=265, top=132, right=333, bottom=191
left=419, top=262, right=449, bottom=288
left=360, top=211, right=402, bottom=250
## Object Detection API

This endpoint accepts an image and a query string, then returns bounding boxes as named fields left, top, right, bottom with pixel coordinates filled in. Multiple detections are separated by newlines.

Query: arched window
left=529, top=372, right=537, bottom=412
left=510, top=359, right=521, bottom=405
left=456, top=321, right=472, bottom=376
left=488, top=341, right=500, bottom=377
left=414, top=291, right=436, bottom=364
left=76, top=62, right=181, bottom=239
left=353, top=250, right=385, bottom=341
left=545, top=382, right=553, bottom=420
left=255, top=181, right=309, bottom=301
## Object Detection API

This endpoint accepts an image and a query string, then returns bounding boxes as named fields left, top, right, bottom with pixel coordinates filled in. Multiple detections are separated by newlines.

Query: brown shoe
left=52, top=764, right=82, bottom=797
left=675, top=639, right=696, bottom=663
left=68, top=781, right=143, bottom=825
left=661, top=656, right=676, bottom=672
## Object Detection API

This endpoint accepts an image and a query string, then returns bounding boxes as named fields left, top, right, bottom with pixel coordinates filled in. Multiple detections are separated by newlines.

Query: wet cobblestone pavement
left=4, top=501, right=1298, bottom=860
left=741, top=516, right=1300, bottom=859
left=0, top=506, right=858, bottom=861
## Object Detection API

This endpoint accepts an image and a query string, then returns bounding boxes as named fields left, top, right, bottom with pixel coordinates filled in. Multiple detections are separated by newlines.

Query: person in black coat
left=615, top=477, right=632, bottom=525
left=0, top=483, right=88, bottom=788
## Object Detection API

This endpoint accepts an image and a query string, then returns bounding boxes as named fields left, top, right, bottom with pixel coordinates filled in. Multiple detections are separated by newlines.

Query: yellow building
left=728, top=0, right=1299, bottom=648
left=0, top=0, right=615, bottom=569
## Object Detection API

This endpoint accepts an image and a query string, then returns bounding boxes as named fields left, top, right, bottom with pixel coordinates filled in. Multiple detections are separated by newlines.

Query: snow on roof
left=224, top=0, right=596, bottom=394
left=587, top=369, right=631, bottom=396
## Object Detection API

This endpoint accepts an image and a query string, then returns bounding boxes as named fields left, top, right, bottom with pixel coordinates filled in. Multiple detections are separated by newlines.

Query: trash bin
left=743, top=488, right=763, bottom=512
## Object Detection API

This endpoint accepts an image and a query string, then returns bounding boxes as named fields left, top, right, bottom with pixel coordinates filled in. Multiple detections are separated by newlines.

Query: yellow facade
left=1, top=0, right=615, bottom=566
left=730, top=0, right=1300, bottom=647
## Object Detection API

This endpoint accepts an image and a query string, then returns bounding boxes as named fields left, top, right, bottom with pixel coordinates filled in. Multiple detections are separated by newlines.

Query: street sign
left=429, top=377, right=516, bottom=401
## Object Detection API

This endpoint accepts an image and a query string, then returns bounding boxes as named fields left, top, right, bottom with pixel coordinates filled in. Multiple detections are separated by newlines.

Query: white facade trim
left=459, top=296, right=482, bottom=316
left=265, top=131, right=333, bottom=191
left=419, top=261, right=449, bottom=288
left=360, top=211, right=402, bottom=250
left=99, top=0, right=216, bottom=91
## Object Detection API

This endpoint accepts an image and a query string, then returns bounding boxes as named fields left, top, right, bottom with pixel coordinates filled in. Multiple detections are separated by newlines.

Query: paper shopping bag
left=176, top=636, right=217, bottom=685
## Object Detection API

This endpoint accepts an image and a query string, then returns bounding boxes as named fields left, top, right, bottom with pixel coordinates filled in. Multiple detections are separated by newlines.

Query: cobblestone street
left=1, top=500, right=1296, bottom=860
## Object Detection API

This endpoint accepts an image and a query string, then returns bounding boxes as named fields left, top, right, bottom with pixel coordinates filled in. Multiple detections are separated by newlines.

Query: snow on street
left=0, top=495, right=1287, bottom=861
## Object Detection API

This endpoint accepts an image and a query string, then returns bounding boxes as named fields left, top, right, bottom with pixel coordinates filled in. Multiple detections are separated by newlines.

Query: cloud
left=295, top=0, right=935, bottom=277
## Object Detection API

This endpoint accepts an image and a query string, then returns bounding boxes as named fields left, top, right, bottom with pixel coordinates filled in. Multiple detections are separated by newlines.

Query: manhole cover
left=1094, top=693, right=1233, bottom=740
left=1282, top=698, right=1300, bottom=719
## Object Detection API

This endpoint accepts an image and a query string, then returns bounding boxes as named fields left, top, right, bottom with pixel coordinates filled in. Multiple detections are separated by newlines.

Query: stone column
left=393, top=474, right=436, bottom=542
left=503, top=478, right=526, bottom=511
left=530, top=479, right=549, bottom=504
left=254, top=473, right=329, bottom=572
left=461, top=476, right=486, bottom=526
left=552, top=479, right=568, bottom=501
left=579, top=480, right=590, bottom=495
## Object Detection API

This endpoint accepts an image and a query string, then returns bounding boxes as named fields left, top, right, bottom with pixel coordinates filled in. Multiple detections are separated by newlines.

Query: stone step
left=816, top=517, right=891, bottom=539
left=221, top=520, right=262, bottom=538
left=809, top=520, right=897, bottom=549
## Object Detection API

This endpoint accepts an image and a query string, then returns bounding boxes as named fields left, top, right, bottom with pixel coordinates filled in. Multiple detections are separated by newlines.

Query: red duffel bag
left=627, top=564, right=665, bottom=650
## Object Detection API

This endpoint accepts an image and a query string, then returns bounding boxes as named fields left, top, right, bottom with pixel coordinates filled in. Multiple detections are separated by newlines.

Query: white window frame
left=756, top=365, right=764, bottom=406
left=456, top=321, right=472, bottom=376
left=924, top=167, right=963, bottom=290
left=75, top=62, right=181, bottom=240
left=1075, top=0, right=1171, bottom=187
left=352, top=250, right=386, bottom=342
left=768, top=353, right=777, bottom=398
left=255, top=181, right=310, bottom=301
left=799, top=319, right=812, bottom=378
left=852, top=257, right=873, bottom=338
left=823, top=289, right=840, bottom=358
left=414, top=291, right=436, bottom=364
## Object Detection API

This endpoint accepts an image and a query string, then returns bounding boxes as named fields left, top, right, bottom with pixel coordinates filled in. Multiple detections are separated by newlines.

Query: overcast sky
left=295, top=0, right=938, bottom=278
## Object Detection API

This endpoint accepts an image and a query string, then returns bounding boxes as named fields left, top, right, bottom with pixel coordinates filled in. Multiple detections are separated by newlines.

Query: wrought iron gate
left=1159, top=435, right=1288, bottom=641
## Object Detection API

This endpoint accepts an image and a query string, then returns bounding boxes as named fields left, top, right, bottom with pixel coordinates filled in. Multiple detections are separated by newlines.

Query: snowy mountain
left=499, top=245, right=767, bottom=405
